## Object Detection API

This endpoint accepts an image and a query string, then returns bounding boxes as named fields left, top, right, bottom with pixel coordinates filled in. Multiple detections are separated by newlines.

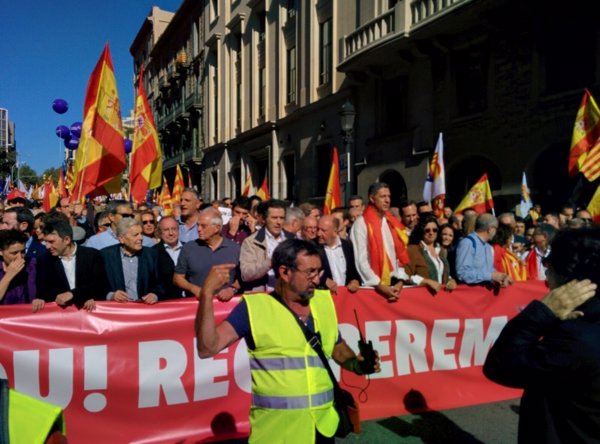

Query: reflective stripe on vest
left=252, top=388, right=334, bottom=409
left=250, top=356, right=323, bottom=371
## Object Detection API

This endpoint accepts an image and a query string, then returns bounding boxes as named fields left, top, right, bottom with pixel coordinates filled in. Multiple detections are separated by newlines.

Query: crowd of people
left=2, top=182, right=600, bottom=443
left=0, top=182, right=596, bottom=309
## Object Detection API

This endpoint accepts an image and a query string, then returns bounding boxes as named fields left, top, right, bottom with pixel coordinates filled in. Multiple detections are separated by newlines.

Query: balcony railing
left=343, top=0, right=471, bottom=62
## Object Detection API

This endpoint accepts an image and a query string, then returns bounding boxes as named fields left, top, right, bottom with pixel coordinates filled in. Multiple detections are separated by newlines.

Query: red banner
left=0, top=282, right=547, bottom=443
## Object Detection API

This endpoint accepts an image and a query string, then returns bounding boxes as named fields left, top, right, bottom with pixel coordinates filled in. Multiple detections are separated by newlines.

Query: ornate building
left=131, top=0, right=599, bottom=211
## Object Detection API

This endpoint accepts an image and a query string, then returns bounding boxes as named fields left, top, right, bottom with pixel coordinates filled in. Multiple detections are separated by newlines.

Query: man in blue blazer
left=100, top=218, right=164, bottom=304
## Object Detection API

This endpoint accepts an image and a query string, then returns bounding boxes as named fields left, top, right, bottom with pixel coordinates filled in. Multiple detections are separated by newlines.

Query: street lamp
left=339, top=100, right=356, bottom=202
left=339, top=100, right=355, bottom=144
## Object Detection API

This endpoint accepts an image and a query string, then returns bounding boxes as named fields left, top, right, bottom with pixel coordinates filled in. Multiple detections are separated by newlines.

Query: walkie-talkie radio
left=353, top=310, right=377, bottom=374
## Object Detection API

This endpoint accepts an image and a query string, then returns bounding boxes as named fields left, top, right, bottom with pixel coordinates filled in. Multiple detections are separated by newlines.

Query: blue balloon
left=70, top=122, right=82, bottom=138
left=64, top=136, right=79, bottom=150
left=52, top=99, right=69, bottom=114
left=56, top=125, right=71, bottom=139
left=124, top=138, right=133, bottom=154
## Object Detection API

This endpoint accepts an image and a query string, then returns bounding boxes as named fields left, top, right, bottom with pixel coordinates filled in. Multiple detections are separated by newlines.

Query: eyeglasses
left=142, top=220, right=156, bottom=225
left=292, top=267, right=324, bottom=279
left=117, top=213, right=134, bottom=218
left=424, top=228, right=438, bottom=234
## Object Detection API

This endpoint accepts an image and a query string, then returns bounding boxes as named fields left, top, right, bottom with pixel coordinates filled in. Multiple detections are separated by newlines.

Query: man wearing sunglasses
left=85, top=200, right=155, bottom=250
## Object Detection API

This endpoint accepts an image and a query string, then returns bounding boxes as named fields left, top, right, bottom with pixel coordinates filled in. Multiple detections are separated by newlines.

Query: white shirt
left=350, top=215, right=409, bottom=286
left=265, top=229, right=285, bottom=290
left=60, top=244, right=77, bottom=290
left=164, top=241, right=184, bottom=265
left=324, top=236, right=347, bottom=286
left=410, top=242, right=445, bottom=285
left=534, top=246, right=550, bottom=280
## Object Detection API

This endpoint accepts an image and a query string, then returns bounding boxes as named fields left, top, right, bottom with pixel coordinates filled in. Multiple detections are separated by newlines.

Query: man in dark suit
left=317, top=215, right=361, bottom=293
left=36, top=217, right=107, bottom=311
left=100, top=218, right=164, bottom=304
left=153, top=215, right=184, bottom=299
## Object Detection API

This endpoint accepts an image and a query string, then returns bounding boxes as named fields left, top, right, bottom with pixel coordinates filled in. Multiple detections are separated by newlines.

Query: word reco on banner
left=0, top=281, right=547, bottom=443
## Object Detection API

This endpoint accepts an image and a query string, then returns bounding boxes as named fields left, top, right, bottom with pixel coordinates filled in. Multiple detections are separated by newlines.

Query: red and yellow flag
left=256, top=176, right=270, bottom=201
left=323, top=147, right=341, bottom=215
left=130, top=65, right=162, bottom=203
left=69, top=44, right=126, bottom=201
left=158, top=177, right=173, bottom=216
left=587, top=183, right=600, bottom=224
left=454, top=173, right=494, bottom=214
left=57, top=168, right=68, bottom=199
left=241, top=173, right=252, bottom=197
left=42, top=178, right=59, bottom=213
left=569, top=89, right=600, bottom=178
left=172, top=164, right=185, bottom=203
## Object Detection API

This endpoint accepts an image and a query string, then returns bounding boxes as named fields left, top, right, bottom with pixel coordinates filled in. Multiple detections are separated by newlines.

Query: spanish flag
left=42, top=178, right=59, bottom=213
left=172, top=164, right=186, bottom=203
left=256, top=176, right=270, bottom=201
left=454, top=173, right=494, bottom=214
left=587, top=183, right=600, bottom=224
left=69, top=44, right=126, bottom=201
left=569, top=89, right=600, bottom=178
left=130, top=65, right=163, bottom=203
left=158, top=177, right=173, bottom=216
left=241, top=173, right=252, bottom=197
left=323, top=147, right=341, bottom=215
left=57, top=168, right=68, bottom=199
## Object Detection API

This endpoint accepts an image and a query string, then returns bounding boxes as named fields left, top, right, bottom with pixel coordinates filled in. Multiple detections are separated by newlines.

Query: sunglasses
left=118, top=213, right=134, bottom=218
left=101, top=223, right=111, bottom=228
left=424, top=228, right=438, bottom=234
left=142, top=220, right=156, bottom=225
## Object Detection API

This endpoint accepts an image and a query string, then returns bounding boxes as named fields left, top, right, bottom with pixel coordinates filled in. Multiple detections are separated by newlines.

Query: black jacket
left=100, top=244, right=165, bottom=300
left=36, top=246, right=107, bottom=308
left=484, top=298, right=600, bottom=443
left=318, top=238, right=361, bottom=287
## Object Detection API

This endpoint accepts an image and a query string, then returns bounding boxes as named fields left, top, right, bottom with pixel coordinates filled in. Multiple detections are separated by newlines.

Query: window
left=287, top=47, right=297, bottom=103
left=209, top=48, right=219, bottom=140
left=319, top=19, right=332, bottom=85
left=382, top=76, right=408, bottom=136
left=455, top=49, right=487, bottom=116
left=257, top=11, right=266, bottom=42
left=259, top=66, right=266, bottom=117
left=235, top=34, right=243, bottom=130
left=287, top=0, right=297, bottom=19
left=210, top=0, right=219, bottom=22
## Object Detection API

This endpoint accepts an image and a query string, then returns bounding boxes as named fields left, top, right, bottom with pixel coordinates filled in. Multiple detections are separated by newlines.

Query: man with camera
left=195, top=239, right=379, bottom=443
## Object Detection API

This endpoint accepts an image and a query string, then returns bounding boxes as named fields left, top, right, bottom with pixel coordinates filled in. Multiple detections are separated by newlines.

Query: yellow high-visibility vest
left=7, top=388, right=65, bottom=444
left=244, top=290, right=340, bottom=444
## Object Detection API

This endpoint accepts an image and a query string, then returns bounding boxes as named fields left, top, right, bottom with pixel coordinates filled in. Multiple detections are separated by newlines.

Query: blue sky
left=0, top=0, right=182, bottom=175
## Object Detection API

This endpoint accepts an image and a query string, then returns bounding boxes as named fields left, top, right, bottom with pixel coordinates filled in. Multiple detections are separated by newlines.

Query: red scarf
left=363, top=205, right=410, bottom=285
left=526, top=249, right=541, bottom=280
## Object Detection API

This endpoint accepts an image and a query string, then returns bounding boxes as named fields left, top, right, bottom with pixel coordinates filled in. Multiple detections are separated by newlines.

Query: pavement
left=337, top=398, right=520, bottom=444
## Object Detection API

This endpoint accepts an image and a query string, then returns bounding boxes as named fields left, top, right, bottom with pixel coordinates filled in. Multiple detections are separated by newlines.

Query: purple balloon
left=52, top=99, right=69, bottom=114
left=64, top=136, right=79, bottom=150
left=70, top=122, right=82, bottom=138
left=124, top=138, right=133, bottom=154
left=56, top=125, right=71, bottom=139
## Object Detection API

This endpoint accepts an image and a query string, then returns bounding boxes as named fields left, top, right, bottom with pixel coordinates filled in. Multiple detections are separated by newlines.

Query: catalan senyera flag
left=587, top=183, right=600, bottom=224
left=171, top=164, right=186, bottom=204
left=242, top=173, right=252, bottom=197
left=69, top=44, right=126, bottom=201
left=130, top=65, right=163, bottom=203
left=454, top=173, right=494, bottom=214
left=323, top=147, right=341, bottom=215
left=256, top=176, right=270, bottom=201
left=42, top=178, right=59, bottom=213
left=569, top=89, right=600, bottom=178
left=422, top=133, right=446, bottom=218
left=158, top=177, right=173, bottom=216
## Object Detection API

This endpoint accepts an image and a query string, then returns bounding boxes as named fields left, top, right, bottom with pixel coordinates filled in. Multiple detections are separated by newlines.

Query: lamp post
left=339, top=99, right=356, bottom=203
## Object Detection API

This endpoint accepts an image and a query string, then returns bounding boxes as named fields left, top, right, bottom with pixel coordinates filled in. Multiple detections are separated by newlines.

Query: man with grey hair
left=282, top=206, right=305, bottom=237
left=85, top=200, right=155, bottom=249
left=100, top=218, right=164, bottom=303
left=456, top=213, right=511, bottom=286
left=174, top=208, right=240, bottom=301
left=178, top=187, right=202, bottom=243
